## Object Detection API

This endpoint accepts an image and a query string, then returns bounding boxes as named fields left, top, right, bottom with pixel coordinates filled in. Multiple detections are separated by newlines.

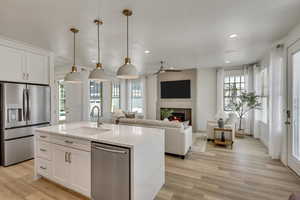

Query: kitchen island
left=34, top=122, right=165, bottom=200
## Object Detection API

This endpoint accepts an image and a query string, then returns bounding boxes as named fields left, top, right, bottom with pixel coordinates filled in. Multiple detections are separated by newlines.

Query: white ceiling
left=1, top=0, right=300, bottom=74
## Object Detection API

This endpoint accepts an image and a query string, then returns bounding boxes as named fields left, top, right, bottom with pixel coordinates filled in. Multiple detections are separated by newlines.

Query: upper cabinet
left=0, top=45, right=25, bottom=83
left=0, top=38, right=52, bottom=85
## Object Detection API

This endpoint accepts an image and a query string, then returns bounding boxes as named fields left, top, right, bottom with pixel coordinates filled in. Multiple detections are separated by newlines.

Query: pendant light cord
left=73, top=32, right=76, bottom=66
left=127, top=15, right=129, bottom=58
left=97, top=22, right=101, bottom=63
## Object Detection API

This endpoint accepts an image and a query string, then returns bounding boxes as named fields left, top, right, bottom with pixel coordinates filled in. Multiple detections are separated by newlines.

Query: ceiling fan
left=153, top=61, right=182, bottom=75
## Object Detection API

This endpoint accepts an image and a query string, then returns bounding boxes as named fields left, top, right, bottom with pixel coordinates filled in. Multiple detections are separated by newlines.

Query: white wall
left=196, top=68, right=217, bottom=131
left=145, top=75, right=158, bottom=120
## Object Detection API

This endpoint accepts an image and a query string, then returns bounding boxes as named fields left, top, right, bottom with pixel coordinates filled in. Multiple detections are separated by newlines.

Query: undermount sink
left=82, top=126, right=111, bottom=132
left=68, top=126, right=111, bottom=136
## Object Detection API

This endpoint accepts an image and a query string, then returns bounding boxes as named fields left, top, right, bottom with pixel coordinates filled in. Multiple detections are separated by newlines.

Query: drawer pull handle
left=65, top=140, right=73, bottom=144
left=40, top=148, right=47, bottom=152
left=68, top=152, right=72, bottom=163
left=40, top=136, right=47, bottom=139
left=40, top=166, right=47, bottom=170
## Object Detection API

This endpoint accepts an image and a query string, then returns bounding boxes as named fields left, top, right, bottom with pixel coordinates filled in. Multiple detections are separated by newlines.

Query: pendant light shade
left=64, top=28, right=82, bottom=83
left=89, top=19, right=110, bottom=81
left=117, top=9, right=138, bottom=79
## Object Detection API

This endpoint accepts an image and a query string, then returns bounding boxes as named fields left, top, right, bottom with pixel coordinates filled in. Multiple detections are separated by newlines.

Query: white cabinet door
left=26, top=52, right=49, bottom=84
left=52, top=144, right=70, bottom=186
left=69, top=148, right=91, bottom=197
left=0, top=45, right=25, bottom=82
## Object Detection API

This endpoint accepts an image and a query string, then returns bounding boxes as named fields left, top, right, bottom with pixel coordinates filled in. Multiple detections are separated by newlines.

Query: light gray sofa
left=119, top=118, right=193, bottom=158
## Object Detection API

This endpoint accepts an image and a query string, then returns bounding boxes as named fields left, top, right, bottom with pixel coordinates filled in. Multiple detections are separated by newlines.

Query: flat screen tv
left=161, top=80, right=191, bottom=99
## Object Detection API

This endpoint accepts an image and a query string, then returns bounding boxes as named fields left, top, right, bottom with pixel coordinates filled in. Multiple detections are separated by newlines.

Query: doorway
left=287, top=40, right=300, bottom=175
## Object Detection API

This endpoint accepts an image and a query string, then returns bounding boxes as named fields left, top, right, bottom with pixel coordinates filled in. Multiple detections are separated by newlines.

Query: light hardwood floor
left=0, top=136, right=299, bottom=200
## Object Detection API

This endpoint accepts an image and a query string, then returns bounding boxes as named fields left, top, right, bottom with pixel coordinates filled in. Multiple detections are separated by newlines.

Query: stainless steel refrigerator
left=0, top=82, right=50, bottom=166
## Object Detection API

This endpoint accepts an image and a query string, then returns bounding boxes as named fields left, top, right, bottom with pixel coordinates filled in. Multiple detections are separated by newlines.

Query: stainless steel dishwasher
left=91, top=142, right=130, bottom=200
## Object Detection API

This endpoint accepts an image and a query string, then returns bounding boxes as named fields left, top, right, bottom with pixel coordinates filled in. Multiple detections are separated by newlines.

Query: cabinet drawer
left=51, top=135, right=91, bottom=152
left=38, top=132, right=50, bottom=142
left=37, top=141, right=52, bottom=160
left=37, top=158, right=52, bottom=178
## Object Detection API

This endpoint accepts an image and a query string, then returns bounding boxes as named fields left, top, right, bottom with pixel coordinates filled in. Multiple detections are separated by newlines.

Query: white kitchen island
left=34, top=122, right=165, bottom=200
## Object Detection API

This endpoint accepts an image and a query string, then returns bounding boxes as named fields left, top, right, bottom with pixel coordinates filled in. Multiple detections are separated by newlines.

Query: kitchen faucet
left=90, top=105, right=103, bottom=127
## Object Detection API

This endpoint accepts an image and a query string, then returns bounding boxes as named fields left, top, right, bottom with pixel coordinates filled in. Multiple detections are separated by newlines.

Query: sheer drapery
left=253, top=65, right=262, bottom=139
left=216, top=68, right=224, bottom=114
left=243, top=66, right=252, bottom=134
left=268, top=46, right=285, bottom=159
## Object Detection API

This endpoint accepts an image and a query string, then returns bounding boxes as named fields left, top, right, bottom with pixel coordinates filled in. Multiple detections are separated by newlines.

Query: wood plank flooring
left=155, top=136, right=300, bottom=200
left=0, top=136, right=299, bottom=200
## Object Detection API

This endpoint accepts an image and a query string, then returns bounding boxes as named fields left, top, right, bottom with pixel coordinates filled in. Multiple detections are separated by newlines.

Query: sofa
left=119, top=118, right=193, bottom=158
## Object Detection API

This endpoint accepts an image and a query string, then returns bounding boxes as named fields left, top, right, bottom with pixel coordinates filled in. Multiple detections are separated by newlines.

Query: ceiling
left=1, top=0, right=300, bottom=74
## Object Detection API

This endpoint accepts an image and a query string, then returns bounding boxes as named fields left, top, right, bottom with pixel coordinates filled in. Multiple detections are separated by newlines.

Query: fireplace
left=160, top=108, right=192, bottom=125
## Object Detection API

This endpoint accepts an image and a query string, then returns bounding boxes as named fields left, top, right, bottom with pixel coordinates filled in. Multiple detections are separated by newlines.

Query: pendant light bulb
left=89, top=19, right=110, bottom=81
left=64, top=28, right=82, bottom=83
left=116, top=9, right=139, bottom=79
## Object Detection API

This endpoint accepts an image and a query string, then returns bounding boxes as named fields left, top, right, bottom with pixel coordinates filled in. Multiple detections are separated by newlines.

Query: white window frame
left=89, top=80, right=103, bottom=118
left=223, top=75, right=245, bottom=111
left=129, top=79, right=144, bottom=114
left=111, top=82, right=121, bottom=112
left=58, top=80, right=66, bottom=122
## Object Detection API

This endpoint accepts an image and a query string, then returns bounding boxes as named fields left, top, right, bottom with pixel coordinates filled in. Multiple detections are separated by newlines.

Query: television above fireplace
left=161, top=80, right=191, bottom=99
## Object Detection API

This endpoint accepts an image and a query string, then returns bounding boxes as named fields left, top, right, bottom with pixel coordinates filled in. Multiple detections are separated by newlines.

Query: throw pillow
left=183, top=121, right=190, bottom=128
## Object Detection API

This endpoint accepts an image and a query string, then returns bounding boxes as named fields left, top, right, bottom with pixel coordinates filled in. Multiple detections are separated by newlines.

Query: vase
left=217, top=118, right=225, bottom=142
left=217, top=118, right=224, bottom=128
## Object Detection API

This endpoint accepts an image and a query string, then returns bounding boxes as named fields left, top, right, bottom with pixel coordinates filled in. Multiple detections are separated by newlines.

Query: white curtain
left=253, top=65, right=262, bottom=139
left=216, top=68, right=224, bottom=113
left=243, top=66, right=252, bottom=134
left=268, top=46, right=285, bottom=159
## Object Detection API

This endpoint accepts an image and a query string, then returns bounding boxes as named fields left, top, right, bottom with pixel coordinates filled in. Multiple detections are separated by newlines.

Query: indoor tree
left=229, top=85, right=261, bottom=132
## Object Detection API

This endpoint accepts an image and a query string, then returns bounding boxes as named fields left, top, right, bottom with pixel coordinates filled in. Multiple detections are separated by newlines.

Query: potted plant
left=160, top=109, right=174, bottom=121
left=228, top=85, right=261, bottom=137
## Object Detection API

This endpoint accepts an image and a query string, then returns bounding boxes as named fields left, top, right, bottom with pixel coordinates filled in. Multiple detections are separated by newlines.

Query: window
left=130, top=79, right=143, bottom=113
left=111, top=82, right=121, bottom=112
left=58, top=80, right=66, bottom=121
left=90, top=80, right=103, bottom=118
left=224, top=75, right=245, bottom=111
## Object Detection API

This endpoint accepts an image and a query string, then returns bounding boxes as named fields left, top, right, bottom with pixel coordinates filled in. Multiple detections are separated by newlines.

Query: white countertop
left=35, top=121, right=165, bottom=148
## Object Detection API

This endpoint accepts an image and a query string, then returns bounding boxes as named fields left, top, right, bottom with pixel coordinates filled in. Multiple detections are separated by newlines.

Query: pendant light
left=117, top=9, right=139, bottom=79
left=89, top=19, right=110, bottom=81
left=64, top=28, right=82, bottom=83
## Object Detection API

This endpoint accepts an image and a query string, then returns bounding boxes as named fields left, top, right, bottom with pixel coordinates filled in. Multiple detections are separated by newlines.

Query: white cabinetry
left=0, top=45, right=25, bottom=82
left=0, top=39, right=50, bottom=85
left=26, top=52, right=49, bottom=84
left=35, top=132, right=91, bottom=197
left=69, top=148, right=91, bottom=196
left=52, top=144, right=70, bottom=187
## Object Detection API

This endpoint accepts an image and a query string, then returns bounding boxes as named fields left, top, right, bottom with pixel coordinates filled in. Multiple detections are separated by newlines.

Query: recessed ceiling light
left=144, top=50, right=151, bottom=54
left=229, top=34, right=238, bottom=39
left=225, top=61, right=231, bottom=64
